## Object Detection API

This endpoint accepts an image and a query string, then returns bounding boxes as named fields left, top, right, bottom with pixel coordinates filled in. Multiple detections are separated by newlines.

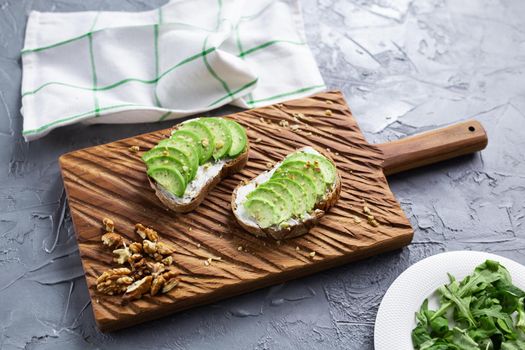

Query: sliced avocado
left=145, top=155, right=191, bottom=184
left=177, top=121, right=215, bottom=164
left=274, top=160, right=326, bottom=198
left=247, top=186, right=293, bottom=223
left=264, top=178, right=306, bottom=216
left=244, top=197, right=279, bottom=229
left=156, top=137, right=199, bottom=179
left=142, top=146, right=194, bottom=180
left=200, top=118, right=232, bottom=160
left=223, top=119, right=247, bottom=157
left=170, top=130, right=202, bottom=164
left=147, top=165, right=186, bottom=197
left=285, top=152, right=336, bottom=184
left=257, top=181, right=296, bottom=220
left=271, top=170, right=316, bottom=210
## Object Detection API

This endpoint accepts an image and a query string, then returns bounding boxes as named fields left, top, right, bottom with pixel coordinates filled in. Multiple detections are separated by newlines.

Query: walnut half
left=150, top=275, right=166, bottom=296
left=96, top=268, right=133, bottom=295
left=113, top=246, right=131, bottom=265
left=135, top=223, right=159, bottom=241
left=101, top=232, right=127, bottom=250
left=102, top=218, right=115, bottom=232
left=162, top=277, right=179, bottom=294
left=123, top=275, right=153, bottom=301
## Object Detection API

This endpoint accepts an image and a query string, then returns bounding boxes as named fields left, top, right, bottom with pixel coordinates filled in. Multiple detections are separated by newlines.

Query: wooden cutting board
left=59, top=90, right=487, bottom=331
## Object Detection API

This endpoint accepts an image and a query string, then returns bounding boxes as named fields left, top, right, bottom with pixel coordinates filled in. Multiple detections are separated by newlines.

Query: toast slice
left=231, top=147, right=341, bottom=240
left=149, top=147, right=248, bottom=213
left=144, top=117, right=249, bottom=213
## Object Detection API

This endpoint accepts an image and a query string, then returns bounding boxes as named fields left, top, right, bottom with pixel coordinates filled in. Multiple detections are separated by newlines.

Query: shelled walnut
left=101, top=232, right=127, bottom=249
left=96, top=219, right=180, bottom=302
left=96, top=268, right=133, bottom=295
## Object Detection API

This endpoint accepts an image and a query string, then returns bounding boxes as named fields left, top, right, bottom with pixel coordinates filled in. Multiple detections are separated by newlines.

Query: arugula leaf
left=516, top=298, right=525, bottom=332
left=452, top=327, right=480, bottom=349
left=501, top=340, right=525, bottom=350
left=412, top=260, right=525, bottom=350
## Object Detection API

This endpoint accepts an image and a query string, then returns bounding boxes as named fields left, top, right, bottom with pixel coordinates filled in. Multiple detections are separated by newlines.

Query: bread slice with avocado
left=142, top=117, right=249, bottom=213
left=231, top=147, right=341, bottom=240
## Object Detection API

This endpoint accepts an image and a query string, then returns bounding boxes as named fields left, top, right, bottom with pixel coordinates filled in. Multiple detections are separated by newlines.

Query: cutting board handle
left=376, top=119, right=488, bottom=176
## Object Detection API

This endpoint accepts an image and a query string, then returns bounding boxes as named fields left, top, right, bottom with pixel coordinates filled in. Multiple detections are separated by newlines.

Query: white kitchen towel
left=20, top=0, right=325, bottom=141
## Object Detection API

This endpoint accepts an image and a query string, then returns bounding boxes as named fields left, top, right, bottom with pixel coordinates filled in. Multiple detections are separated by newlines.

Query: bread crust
left=231, top=147, right=341, bottom=240
left=149, top=145, right=249, bottom=213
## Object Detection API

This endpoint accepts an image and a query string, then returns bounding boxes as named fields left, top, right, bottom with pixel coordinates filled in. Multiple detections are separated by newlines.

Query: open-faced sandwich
left=231, top=147, right=341, bottom=240
left=142, top=117, right=249, bottom=213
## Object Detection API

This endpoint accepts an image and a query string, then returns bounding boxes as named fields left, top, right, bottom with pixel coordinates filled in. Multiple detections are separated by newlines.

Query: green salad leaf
left=412, top=260, right=525, bottom=350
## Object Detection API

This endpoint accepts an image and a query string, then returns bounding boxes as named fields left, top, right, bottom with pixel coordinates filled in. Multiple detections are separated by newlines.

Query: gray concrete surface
left=1, top=0, right=524, bottom=349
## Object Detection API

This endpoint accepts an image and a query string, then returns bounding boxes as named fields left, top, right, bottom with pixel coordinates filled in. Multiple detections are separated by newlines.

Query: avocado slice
left=285, top=152, right=336, bottom=184
left=247, top=186, right=293, bottom=223
left=244, top=197, right=279, bottom=229
left=178, top=121, right=215, bottom=164
left=200, top=118, right=232, bottom=160
left=170, top=130, right=202, bottom=165
left=264, top=178, right=307, bottom=216
left=156, top=137, right=199, bottom=179
left=142, top=146, right=194, bottom=180
left=257, top=181, right=296, bottom=220
left=273, top=160, right=326, bottom=198
left=147, top=165, right=186, bottom=197
left=271, top=170, right=316, bottom=211
left=223, top=119, right=247, bottom=157
left=144, top=155, right=191, bottom=184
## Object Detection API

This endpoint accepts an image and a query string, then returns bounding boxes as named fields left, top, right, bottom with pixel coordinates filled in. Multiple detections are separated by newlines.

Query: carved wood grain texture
left=59, top=90, right=413, bottom=332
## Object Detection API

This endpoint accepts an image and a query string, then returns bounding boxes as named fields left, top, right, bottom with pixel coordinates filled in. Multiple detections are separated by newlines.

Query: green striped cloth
left=21, top=0, right=325, bottom=141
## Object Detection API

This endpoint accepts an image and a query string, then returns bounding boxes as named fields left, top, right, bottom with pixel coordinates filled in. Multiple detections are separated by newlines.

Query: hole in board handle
left=468, top=126, right=475, bottom=132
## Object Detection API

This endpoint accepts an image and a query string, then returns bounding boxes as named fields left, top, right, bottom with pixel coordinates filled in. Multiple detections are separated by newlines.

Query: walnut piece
left=162, top=277, right=179, bottom=294
left=161, top=256, right=173, bottom=266
left=135, top=223, right=148, bottom=239
left=102, top=218, right=115, bottom=232
left=101, top=232, right=126, bottom=249
left=143, top=240, right=157, bottom=254
left=156, top=241, right=175, bottom=255
left=150, top=275, right=165, bottom=296
left=146, top=261, right=166, bottom=276
left=129, top=242, right=143, bottom=254
left=123, top=275, right=153, bottom=301
left=113, top=246, right=131, bottom=265
left=153, top=253, right=163, bottom=262
left=96, top=268, right=133, bottom=295
left=144, top=228, right=159, bottom=242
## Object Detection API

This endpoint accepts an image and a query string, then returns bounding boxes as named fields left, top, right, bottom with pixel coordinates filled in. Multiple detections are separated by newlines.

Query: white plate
left=374, top=251, right=525, bottom=350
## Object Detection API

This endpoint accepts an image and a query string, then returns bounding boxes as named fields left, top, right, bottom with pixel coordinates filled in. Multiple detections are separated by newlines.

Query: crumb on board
left=279, top=120, right=289, bottom=127
left=128, top=145, right=140, bottom=153
left=362, top=206, right=380, bottom=227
